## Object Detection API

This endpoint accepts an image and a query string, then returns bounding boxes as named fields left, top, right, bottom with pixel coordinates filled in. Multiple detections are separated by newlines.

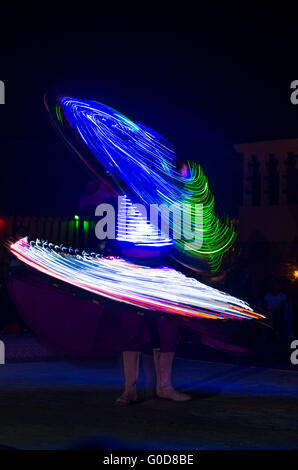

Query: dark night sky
left=1, top=6, right=298, bottom=217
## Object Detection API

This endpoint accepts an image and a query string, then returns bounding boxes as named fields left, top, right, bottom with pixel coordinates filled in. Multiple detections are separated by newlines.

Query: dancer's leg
left=155, top=316, right=191, bottom=401
left=115, top=350, right=141, bottom=405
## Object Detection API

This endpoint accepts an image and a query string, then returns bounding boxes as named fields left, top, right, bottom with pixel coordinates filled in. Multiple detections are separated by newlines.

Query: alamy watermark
left=94, top=196, right=204, bottom=251
left=0, top=340, right=5, bottom=364
left=290, top=80, right=298, bottom=105
left=0, top=80, right=4, bottom=105
left=290, top=340, right=298, bottom=365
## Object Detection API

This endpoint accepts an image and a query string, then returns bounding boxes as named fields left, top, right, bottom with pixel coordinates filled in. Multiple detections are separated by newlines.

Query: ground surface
left=1, top=353, right=298, bottom=450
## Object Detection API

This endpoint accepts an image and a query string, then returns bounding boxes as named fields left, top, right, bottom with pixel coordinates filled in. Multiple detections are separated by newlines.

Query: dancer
left=8, top=94, right=265, bottom=409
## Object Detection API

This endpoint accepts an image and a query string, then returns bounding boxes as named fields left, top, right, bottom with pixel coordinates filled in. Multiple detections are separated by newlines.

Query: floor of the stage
left=1, top=357, right=298, bottom=450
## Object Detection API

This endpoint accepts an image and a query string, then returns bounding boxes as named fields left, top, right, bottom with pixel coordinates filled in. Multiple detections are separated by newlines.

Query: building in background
left=235, top=139, right=298, bottom=285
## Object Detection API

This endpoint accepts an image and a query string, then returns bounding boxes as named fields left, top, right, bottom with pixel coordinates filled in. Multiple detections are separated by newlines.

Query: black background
left=0, top=5, right=298, bottom=217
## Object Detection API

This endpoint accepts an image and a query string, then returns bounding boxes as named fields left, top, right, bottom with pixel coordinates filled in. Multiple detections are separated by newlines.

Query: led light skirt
left=10, top=238, right=264, bottom=322
left=117, top=195, right=172, bottom=247
left=47, top=95, right=236, bottom=272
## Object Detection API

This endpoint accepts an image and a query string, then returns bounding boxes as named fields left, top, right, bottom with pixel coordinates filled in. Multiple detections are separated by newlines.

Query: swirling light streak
left=117, top=195, right=172, bottom=246
left=49, top=96, right=236, bottom=272
left=10, top=238, right=264, bottom=321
